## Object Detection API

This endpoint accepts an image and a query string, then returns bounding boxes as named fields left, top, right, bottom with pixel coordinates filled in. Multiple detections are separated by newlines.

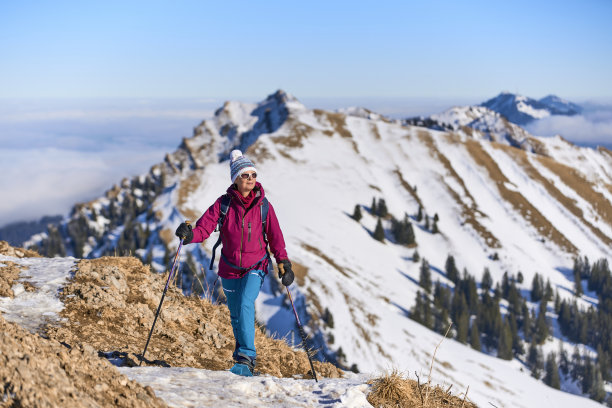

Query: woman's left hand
left=278, top=260, right=294, bottom=286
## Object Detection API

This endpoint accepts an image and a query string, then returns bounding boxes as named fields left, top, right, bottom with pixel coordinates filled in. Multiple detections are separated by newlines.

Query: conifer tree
left=521, top=303, right=533, bottom=342
left=517, top=271, right=524, bottom=284
left=497, top=318, right=513, bottom=360
left=534, top=304, right=549, bottom=344
left=590, top=364, right=606, bottom=402
left=373, top=218, right=385, bottom=242
left=419, top=258, right=432, bottom=293
left=481, top=268, right=493, bottom=292
left=531, top=273, right=543, bottom=302
left=422, top=292, right=433, bottom=329
left=412, top=250, right=420, bottom=263
left=432, top=218, right=439, bottom=234
left=571, top=346, right=582, bottom=381
left=424, top=215, right=430, bottom=230
left=544, top=279, right=553, bottom=302
left=371, top=197, right=377, bottom=215
left=544, top=352, right=561, bottom=389
left=416, top=205, right=423, bottom=222
left=445, top=255, right=459, bottom=284
left=574, top=269, right=583, bottom=296
left=528, top=339, right=544, bottom=379
left=470, top=320, right=481, bottom=351
left=406, top=220, right=416, bottom=245
left=411, top=291, right=424, bottom=325
left=582, top=357, right=594, bottom=394
left=558, top=343, right=570, bottom=376
left=456, top=311, right=469, bottom=344
left=377, top=198, right=388, bottom=218
left=352, top=204, right=362, bottom=221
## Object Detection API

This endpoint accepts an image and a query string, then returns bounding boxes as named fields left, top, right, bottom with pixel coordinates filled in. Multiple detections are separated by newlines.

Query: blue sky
left=1, top=0, right=611, bottom=99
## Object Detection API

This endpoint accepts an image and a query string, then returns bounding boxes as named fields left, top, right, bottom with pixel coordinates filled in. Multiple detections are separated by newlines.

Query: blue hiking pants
left=221, top=269, right=265, bottom=363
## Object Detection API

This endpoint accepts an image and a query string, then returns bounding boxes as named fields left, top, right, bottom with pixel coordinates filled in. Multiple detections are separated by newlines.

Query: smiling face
left=235, top=171, right=257, bottom=197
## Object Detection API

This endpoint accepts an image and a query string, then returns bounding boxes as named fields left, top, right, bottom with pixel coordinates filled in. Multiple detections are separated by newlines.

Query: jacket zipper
left=239, top=213, right=244, bottom=267
left=248, top=222, right=252, bottom=242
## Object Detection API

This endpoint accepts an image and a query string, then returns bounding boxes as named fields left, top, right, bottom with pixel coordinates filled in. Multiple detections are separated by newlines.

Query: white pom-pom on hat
left=230, top=149, right=243, bottom=163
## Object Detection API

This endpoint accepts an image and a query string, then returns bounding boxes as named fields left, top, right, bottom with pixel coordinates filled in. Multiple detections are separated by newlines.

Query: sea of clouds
left=525, top=102, right=612, bottom=148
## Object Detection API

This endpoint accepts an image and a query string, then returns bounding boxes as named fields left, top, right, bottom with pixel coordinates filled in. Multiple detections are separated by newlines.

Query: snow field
left=118, top=367, right=371, bottom=408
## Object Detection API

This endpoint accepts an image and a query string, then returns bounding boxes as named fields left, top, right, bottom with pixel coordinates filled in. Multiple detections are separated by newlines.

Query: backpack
left=208, top=194, right=270, bottom=270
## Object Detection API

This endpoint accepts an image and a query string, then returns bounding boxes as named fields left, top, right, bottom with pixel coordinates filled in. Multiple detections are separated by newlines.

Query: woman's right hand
left=175, top=223, right=193, bottom=244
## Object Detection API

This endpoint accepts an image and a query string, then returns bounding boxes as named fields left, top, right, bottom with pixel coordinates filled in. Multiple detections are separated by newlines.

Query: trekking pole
left=285, top=286, right=318, bottom=382
left=140, top=226, right=187, bottom=365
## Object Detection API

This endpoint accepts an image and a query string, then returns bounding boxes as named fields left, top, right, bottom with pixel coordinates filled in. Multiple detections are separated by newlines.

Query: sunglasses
left=240, top=172, right=257, bottom=180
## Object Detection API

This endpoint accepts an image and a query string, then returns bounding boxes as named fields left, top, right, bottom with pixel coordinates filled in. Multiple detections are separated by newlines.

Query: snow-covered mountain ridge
left=25, top=90, right=612, bottom=406
left=481, top=92, right=582, bottom=125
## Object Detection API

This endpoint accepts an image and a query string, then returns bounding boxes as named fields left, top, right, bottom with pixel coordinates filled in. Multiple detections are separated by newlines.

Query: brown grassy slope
left=464, top=140, right=577, bottom=254
left=45, top=256, right=342, bottom=379
left=419, top=132, right=501, bottom=249
left=497, top=145, right=612, bottom=247
left=0, top=314, right=166, bottom=408
left=535, top=154, right=612, bottom=230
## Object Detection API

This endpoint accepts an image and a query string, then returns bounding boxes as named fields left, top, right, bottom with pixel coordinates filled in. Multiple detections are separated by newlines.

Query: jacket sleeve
left=265, top=201, right=289, bottom=263
left=191, top=196, right=222, bottom=244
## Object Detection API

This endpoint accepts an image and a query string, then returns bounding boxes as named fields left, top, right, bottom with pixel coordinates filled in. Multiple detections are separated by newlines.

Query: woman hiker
left=174, top=149, right=294, bottom=376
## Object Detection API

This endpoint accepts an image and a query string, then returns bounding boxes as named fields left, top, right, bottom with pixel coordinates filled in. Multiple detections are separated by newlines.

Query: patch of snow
left=118, top=367, right=372, bottom=408
left=0, top=254, right=75, bottom=332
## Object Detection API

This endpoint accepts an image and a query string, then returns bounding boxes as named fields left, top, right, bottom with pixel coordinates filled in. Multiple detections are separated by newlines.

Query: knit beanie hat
left=230, top=150, right=257, bottom=183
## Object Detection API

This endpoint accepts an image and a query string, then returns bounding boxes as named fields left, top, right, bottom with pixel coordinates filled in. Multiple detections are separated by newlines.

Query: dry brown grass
left=536, top=154, right=612, bottom=230
left=367, top=369, right=476, bottom=408
left=419, top=132, right=501, bottom=249
left=371, top=123, right=383, bottom=140
left=498, top=145, right=612, bottom=246
left=464, top=140, right=576, bottom=253
left=45, top=256, right=342, bottom=380
left=271, top=118, right=316, bottom=149
left=315, top=110, right=361, bottom=154
left=526, top=136, right=549, bottom=156
left=245, top=140, right=275, bottom=163
left=394, top=168, right=423, bottom=208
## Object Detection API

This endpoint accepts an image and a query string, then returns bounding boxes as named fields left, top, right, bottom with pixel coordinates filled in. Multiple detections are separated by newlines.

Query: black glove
left=175, top=222, right=193, bottom=244
left=278, top=260, right=294, bottom=286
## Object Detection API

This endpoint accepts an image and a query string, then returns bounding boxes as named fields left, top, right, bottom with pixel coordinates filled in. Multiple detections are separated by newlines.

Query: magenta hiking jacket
left=190, top=182, right=288, bottom=279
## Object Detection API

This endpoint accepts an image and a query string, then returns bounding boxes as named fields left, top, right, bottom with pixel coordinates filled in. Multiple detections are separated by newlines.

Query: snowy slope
left=21, top=90, right=612, bottom=406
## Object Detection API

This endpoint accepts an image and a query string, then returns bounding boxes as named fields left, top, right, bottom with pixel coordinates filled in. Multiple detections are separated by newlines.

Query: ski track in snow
left=118, top=367, right=371, bottom=408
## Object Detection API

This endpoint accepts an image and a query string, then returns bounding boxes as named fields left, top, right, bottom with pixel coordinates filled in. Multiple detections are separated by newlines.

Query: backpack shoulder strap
left=210, top=194, right=231, bottom=270
left=261, top=197, right=269, bottom=243
left=215, top=194, right=232, bottom=232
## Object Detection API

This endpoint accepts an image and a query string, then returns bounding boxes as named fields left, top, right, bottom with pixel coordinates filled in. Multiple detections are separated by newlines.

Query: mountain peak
left=480, top=92, right=582, bottom=125
left=265, top=89, right=298, bottom=105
